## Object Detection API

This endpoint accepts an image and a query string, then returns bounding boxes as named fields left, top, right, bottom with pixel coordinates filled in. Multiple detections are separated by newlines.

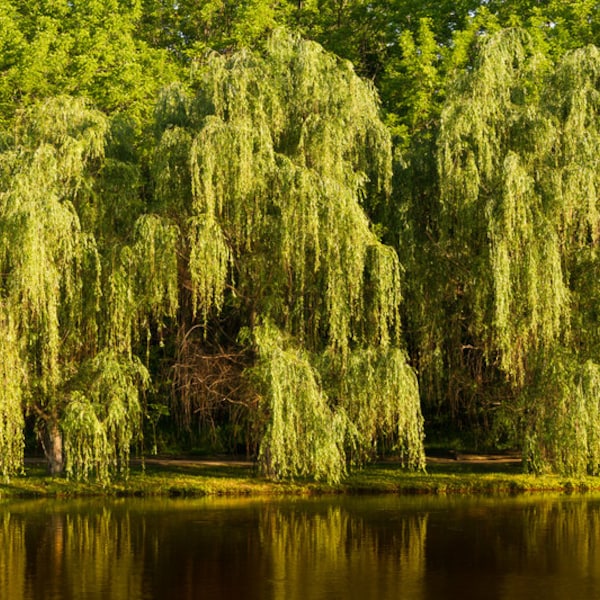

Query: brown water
left=1, top=494, right=600, bottom=599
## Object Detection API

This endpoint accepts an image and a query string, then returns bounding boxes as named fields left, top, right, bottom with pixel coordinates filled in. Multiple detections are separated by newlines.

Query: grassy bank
left=1, top=456, right=600, bottom=499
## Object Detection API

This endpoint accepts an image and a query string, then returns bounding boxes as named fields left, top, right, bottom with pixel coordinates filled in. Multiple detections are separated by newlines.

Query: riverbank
left=2, top=454, right=600, bottom=498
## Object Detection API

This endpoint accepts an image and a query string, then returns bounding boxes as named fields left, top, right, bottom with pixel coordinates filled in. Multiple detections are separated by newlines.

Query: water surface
left=1, top=493, right=600, bottom=599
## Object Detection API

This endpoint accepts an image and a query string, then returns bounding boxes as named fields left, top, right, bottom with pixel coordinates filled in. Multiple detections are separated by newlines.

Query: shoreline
left=3, top=454, right=600, bottom=499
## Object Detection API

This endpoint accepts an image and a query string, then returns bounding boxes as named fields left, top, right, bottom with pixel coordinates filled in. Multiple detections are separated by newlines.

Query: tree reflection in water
left=0, top=496, right=599, bottom=599
left=258, top=503, right=427, bottom=599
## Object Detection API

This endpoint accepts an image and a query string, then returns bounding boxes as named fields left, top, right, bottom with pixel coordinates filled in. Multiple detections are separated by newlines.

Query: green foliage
left=0, top=0, right=178, bottom=162
left=439, top=28, right=562, bottom=382
left=519, top=358, right=600, bottom=476
left=249, top=323, right=426, bottom=482
left=250, top=324, right=347, bottom=482
left=0, top=95, right=179, bottom=480
left=392, top=5, right=600, bottom=453
left=0, top=96, right=108, bottom=392
left=187, top=214, right=231, bottom=326
left=129, top=214, right=179, bottom=328
left=139, top=0, right=293, bottom=57
left=9, top=0, right=600, bottom=482
left=0, top=97, right=106, bottom=475
left=62, top=351, right=148, bottom=482
left=380, top=17, right=442, bottom=140
left=176, top=32, right=396, bottom=350
left=434, top=30, right=600, bottom=473
left=334, top=347, right=425, bottom=470
left=0, top=316, right=25, bottom=479
left=295, top=0, right=482, bottom=84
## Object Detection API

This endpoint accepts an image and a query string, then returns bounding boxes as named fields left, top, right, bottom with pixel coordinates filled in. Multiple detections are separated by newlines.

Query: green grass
left=343, top=461, right=598, bottom=495
left=1, top=457, right=600, bottom=498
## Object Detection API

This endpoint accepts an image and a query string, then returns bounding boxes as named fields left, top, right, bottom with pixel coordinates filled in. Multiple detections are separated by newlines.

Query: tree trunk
left=42, top=420, right=64, bottom=475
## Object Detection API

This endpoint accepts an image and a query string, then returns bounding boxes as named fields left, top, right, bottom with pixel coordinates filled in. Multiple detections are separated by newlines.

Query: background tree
left=0, top=0, right=177, bottom=148
left=139, top=0, right=293, bottom=58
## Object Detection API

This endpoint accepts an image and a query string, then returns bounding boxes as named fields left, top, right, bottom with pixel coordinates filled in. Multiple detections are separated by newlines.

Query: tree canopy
left=2, top=1, right=600, bottom=480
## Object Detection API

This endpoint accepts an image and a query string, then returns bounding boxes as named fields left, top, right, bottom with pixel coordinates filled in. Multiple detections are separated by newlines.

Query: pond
left=1, top=493, right=600, bottom=599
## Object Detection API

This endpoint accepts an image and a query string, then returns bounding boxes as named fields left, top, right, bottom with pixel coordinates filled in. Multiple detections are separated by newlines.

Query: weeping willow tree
left=0, top=96, right=178, bottom=480
left=437, top=29, right=600, bottom=473
left=154, top=31, right=425, bottom=481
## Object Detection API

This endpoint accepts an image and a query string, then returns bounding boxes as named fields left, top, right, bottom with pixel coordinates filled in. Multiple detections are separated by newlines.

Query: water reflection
left=258, top=503, right=427, bottom=599
left=1, top=495, right=600, bottom=599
